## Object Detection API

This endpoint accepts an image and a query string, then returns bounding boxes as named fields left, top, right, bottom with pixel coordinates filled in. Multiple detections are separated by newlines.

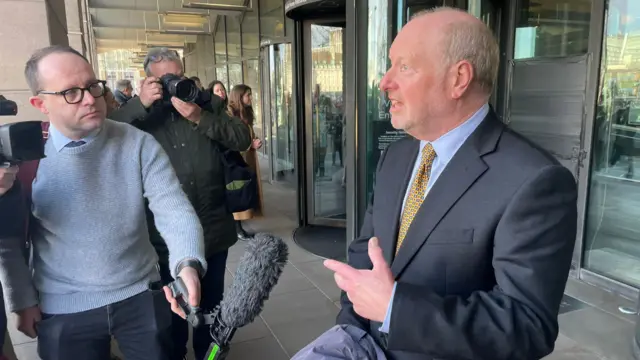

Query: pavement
left=6, top=177, right=638, bottom=359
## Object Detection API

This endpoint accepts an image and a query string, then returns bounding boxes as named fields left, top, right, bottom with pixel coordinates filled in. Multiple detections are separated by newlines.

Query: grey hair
left=24, top=45, right=89, bottom=95
left=413, top=7, right=500, bottom=95
left=115, top=79, right=132, bottom=91
left=143, top=47, right=183, bottom=76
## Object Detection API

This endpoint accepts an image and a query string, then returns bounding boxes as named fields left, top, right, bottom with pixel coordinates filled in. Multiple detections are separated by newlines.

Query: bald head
left=380, top=7, right=499, bottom=141
left=410, top=7, right=499, bottom=94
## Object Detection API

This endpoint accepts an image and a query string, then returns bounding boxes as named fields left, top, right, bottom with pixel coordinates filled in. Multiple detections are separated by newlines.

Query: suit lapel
left=390, top=113, right=505, bottom=277
left=381, top=140, right=420, bottom=265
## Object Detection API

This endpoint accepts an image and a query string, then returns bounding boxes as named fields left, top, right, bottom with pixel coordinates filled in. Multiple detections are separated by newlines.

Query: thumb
left=368, top=237, right=388, bottom=271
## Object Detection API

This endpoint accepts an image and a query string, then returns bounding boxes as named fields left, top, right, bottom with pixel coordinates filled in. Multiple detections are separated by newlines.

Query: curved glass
left=584, top=0, right=640, bottom=287
left=310, top=24, right=346, bottom=220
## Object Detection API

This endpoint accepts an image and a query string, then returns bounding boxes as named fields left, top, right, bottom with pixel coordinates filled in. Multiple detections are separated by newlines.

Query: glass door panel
left=306, top=23, right=346, bottom=224
left=584, top=0, right=640, bottom=287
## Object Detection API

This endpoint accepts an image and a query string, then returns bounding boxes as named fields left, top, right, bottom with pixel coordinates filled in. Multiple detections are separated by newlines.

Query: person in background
left=104, top=86, right=120, bottom=113
left=114, top=79, right=133, bottom=106
left=190, top=76, right=204, bottom=92
left=208, top=80, right=228, bottom=106
left=109, top=47, right=252, bottom=360
left=227, top=84, right=264, bottom=241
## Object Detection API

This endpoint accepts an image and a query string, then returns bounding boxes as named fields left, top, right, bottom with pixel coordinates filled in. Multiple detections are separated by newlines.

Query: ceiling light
left=182, top=0, right=252, bottom=12
left=162, top=13, right=209, bottom=27
left=152, top=29, right=211, bottom=35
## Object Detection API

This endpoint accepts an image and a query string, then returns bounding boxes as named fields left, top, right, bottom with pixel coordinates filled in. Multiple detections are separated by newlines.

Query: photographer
left=109, top=47, right=251, bottom=360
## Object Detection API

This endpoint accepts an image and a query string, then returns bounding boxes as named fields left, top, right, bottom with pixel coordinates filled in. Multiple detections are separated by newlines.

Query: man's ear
left=29, top=96, right=48, bottom=115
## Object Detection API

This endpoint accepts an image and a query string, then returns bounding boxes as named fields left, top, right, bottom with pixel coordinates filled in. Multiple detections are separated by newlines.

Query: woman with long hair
left=207, top=80, right=228, bottom=106
left=227, top=84, right=263, bottom=240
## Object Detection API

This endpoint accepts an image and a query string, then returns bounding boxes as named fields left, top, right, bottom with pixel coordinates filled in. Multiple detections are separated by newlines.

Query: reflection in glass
left=228, top=63, right=243, bottom=89
left=311, top=25, right=346, bottom=220
left=269, top=44, right=295, bottom=184
left=214, top=17, right=227, bottom=64
left=216, top=66, right=228, bottom=86
left=245, top=59, right=263, bottom=154
left=259, top=0, right=285, bottom=39
left=585, top=0, right=640, bottom=287
left=514, top=0, right=591, bottom=59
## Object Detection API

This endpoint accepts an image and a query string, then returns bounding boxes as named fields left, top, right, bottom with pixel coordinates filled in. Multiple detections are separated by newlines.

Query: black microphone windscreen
left=220, top=233, right=288, bottom=328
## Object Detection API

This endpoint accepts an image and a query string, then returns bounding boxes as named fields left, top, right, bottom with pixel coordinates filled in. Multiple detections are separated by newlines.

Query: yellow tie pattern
left=396, top=143, right=436, bottom=255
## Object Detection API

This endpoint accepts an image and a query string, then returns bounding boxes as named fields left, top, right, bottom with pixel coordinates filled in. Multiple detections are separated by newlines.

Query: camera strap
left=17, top=121, right=49, bottom=245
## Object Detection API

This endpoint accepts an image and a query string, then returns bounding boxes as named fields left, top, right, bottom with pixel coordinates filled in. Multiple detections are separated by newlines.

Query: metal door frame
left=259, top=45, right=274, bottom=183
left=303, top=19, right=348, bottom=228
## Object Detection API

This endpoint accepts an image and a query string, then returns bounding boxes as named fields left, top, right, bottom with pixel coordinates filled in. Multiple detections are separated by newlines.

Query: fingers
left=324, top=259, right=359, bottom=280
left=333, top=273, right=352, bottom=292
left=163, top=286, right=185, bottom=319
left=186, top=278, right=201, bottom=308
left=367, top=237, right=387, bottom=270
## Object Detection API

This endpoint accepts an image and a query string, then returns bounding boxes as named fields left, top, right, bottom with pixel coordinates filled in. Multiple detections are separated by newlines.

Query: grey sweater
left=0, top=119, right=206, bottom=314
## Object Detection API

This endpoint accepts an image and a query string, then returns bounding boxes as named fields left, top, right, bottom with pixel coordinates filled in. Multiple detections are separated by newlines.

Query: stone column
left=0, top=0, right=57, bottom=124
left=65, top=0, right=86, bottom=56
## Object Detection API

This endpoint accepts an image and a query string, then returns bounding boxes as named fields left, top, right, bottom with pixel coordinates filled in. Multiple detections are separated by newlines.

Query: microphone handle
left=204, top=343, right=229, bottom=360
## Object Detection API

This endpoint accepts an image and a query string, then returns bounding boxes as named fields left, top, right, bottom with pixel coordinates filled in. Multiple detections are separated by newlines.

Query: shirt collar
left=421, top=103, right=490, bottom=162
left=49, top=123, right=102, bottom=152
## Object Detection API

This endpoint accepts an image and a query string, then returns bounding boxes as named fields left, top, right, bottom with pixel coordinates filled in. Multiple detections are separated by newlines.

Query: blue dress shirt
left=379, top=103, right=489, bottom=334
left=49, top=123, right=101, bottom=152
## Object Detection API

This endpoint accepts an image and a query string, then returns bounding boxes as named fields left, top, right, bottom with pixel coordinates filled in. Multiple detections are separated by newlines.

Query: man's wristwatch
left=176, top=259, right=205, bottom=278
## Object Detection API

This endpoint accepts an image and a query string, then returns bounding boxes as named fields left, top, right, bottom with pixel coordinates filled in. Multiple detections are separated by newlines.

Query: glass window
left=310, top=25, right=346, bottom=220
left=215, top=16, right=227, bottom=65
left=364, top=0, right=443, bottom=202
left=244, top=59, right=262, bottom=148
left=242, top=10, right=262, bottom=151
left=227, top=16, right=242, bottom=63
left=241, top=4, right=260, bottom=62
left=584, top=0, right=640, bottom=287
left=228, top=63, right=243, bottom=89
left=514, top=0, right=592, bottom=59
left=259, top=0, right=285, bottom=40
left=270, top=43, right=295, bottom=183
left=216, top=65, right=228, bottom=86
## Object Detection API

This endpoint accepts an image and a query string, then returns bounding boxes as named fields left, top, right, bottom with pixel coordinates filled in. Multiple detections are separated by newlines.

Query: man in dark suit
left=324, top=7, right=578, bottom=360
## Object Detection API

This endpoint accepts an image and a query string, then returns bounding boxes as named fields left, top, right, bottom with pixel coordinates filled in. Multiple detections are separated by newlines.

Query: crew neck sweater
left=24, top=119, right=206, bottom=314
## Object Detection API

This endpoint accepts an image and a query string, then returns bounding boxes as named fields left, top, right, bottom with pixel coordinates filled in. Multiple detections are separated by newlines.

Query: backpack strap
left=17, top=121, right=49, bottom=242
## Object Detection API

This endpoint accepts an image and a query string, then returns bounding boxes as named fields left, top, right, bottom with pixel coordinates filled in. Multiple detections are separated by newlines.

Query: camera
left=159, top=74, right=210, bottom=106
left=0, top=96, right=46, bottom=166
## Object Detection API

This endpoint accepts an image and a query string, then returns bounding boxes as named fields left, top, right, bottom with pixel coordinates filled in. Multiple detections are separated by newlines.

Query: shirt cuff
left=378, top=281, right=397, bottom=334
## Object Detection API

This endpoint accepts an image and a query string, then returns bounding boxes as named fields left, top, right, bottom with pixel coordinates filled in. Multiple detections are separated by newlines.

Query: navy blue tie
left=66, top=141, right=86, bottom=148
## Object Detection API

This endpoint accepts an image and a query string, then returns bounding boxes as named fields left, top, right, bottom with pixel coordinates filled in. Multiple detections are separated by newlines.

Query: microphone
left=169, top=233, right=288, bottom=359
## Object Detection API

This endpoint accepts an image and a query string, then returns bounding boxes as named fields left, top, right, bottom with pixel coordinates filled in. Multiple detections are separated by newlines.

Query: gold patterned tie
left=396, top=143, right=436, bottom=255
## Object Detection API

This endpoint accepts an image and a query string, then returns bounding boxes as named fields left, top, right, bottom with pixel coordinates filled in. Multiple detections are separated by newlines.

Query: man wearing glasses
left=110, top=48, right=252, bottom=360
left=0, top=45, right=207, bottom=360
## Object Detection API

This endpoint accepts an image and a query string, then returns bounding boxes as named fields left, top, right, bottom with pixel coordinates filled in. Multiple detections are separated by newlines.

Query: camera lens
left=174, top=80, right=198, bottom=103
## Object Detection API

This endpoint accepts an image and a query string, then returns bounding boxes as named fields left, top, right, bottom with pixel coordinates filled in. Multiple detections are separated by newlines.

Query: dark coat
left=109, top=95, right=252, bottom=263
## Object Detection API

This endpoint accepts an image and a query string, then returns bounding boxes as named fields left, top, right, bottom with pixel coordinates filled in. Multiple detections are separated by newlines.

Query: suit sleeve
left=387, top=165, right=578, bottom=360
left=336, top=148, right=391, bottom=330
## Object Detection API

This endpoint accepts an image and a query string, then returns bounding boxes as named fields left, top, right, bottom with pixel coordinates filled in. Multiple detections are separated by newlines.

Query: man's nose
left=81, top=90, right=96, bottom=105
left=379, top=71, right=393, bottom=92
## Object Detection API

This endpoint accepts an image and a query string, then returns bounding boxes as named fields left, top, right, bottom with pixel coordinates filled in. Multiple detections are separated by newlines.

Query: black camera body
left=159, top=74, right=210, bottom=107
left=0, top=96, right=46, bottom=166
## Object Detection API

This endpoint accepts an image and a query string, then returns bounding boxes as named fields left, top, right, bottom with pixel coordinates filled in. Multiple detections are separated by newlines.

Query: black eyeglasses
left=38, top=80, right=107, bottom=105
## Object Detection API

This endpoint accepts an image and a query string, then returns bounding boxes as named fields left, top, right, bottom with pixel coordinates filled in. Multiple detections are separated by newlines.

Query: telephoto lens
left=160, top=74, right=199, bottom=103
